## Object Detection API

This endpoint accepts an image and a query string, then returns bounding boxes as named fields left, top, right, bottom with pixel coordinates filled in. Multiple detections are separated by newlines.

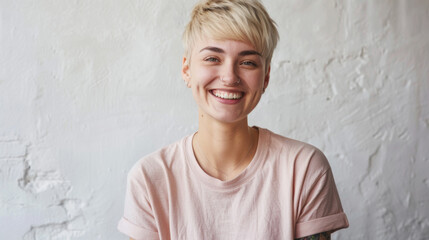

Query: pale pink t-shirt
left=118, top=128, right=349, bottom=240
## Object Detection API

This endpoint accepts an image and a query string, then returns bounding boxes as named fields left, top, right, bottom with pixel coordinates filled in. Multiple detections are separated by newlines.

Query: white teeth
left=212, top=90, right=243, bottom=99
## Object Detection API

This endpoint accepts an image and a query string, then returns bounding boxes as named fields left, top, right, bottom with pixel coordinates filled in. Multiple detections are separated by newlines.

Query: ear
left=263, top=66, right=271, bottom=91
left=182, top=56, right=191, bottom=88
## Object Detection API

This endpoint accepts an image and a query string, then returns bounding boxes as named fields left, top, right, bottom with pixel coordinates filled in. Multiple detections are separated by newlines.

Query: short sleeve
left=295, top=150, right=349, bottom=238
left=117, top=165, right=160, bottom=240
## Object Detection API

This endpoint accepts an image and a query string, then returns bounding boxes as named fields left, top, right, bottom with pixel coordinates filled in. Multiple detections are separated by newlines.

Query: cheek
left=244, top=72, right=265, bottom=89
left=191, top=66, right=217, bottom=86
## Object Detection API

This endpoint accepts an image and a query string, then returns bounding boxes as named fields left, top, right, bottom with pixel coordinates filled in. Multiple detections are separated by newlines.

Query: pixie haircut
left=183, top=0, right=279, bottom=66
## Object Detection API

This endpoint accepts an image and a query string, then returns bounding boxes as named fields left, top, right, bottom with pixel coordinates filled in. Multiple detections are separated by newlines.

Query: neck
left=193, top=113, right=258, bottom=181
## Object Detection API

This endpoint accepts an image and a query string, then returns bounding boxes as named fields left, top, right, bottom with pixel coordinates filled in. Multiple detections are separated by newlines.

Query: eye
left=204, top=57, right=220, bottom=62
left=241, top=60, right=257, bottom=67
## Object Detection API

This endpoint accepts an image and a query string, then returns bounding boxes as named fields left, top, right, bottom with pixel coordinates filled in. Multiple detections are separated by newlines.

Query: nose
left=220, top=63, right=240, bottom=86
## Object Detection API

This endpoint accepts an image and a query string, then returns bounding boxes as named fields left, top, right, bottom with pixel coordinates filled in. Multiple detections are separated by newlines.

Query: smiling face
left=182, top=38, right=270, bottom=124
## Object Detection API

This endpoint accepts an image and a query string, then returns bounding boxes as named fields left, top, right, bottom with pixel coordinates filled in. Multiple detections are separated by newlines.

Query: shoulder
left=261, top=128, right=330, bottom=173
left=127, top=135, right=191, bottom=184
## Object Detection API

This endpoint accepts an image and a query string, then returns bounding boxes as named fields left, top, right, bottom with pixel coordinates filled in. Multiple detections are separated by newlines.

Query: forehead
left=192, top=37, right=259, bottom=55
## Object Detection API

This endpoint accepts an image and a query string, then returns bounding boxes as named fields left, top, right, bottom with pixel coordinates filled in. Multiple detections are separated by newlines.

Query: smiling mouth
left=211, top=89, right=244, bottom=100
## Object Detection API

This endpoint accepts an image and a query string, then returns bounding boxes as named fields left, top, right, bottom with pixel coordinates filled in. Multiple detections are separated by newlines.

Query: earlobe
left=182, top=56, right=191, bottom=88
left=263, top=66, right=271, bottom=91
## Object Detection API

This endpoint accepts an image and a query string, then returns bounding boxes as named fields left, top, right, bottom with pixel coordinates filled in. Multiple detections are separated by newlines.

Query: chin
left=209, top=112, right=248, bottom=124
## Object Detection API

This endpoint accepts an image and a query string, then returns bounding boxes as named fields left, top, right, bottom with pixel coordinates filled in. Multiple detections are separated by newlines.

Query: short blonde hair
left=183, top=0, right=279, bottom=66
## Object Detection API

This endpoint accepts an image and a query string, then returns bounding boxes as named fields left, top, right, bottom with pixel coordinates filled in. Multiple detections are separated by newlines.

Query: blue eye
left=205, top=57, right=220, bottom=62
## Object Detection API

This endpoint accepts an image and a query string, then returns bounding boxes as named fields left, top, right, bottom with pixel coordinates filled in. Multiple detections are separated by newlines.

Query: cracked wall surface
left=1, top=0, right=428, bottom=239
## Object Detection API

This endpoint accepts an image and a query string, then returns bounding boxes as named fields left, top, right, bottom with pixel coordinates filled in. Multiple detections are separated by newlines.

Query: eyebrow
left=199, top=46, right=261, bottom=56
left=239, top=50, right=262, bottom=57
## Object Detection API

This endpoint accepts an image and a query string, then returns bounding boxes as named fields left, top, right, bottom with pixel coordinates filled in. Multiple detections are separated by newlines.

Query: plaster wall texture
left=1, top=0, right=428, bottom=239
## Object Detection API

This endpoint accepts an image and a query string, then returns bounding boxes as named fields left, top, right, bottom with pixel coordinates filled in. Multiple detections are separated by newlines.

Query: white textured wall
left=1, top=0, right=428, bottom=239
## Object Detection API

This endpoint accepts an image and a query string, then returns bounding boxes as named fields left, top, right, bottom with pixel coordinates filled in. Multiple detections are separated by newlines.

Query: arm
left=296, top=232, right=331, bottom=240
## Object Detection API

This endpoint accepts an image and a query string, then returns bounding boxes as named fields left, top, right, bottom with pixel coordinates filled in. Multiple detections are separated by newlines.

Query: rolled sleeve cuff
left=295, top=212, right=349, bottom=238
left=117, top=217, right=159, bottom=240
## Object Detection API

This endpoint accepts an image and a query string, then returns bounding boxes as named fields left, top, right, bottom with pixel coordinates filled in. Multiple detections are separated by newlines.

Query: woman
left=118, top=0, right=349, bottom=239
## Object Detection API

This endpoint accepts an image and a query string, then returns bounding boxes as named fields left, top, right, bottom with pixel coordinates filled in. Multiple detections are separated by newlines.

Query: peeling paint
left=18, top=168, right=69, bottom=195
left=58, top=199, right=86, bottom=218
left=23, top=217, right=87, bottom=240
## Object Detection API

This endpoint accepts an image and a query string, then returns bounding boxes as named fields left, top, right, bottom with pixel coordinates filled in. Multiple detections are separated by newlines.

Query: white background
left=1, top=0, right=428, bottom=239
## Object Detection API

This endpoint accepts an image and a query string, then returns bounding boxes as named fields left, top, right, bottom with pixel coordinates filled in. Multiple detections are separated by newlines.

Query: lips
left=211, top=89, right=244, bottom=100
